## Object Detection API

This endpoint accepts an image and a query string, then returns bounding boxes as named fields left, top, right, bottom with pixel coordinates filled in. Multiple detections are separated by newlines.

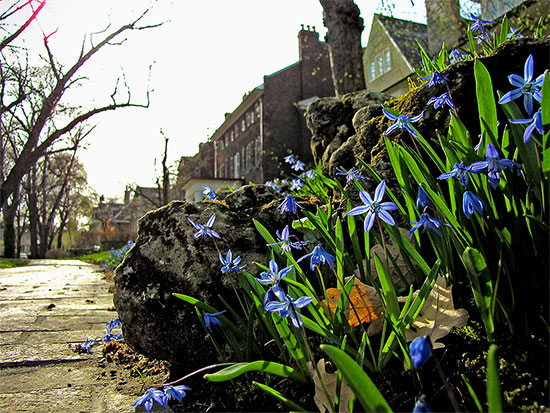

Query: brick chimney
left=298, top=24, right=321, bottom=61
left=425, top=0, right=467, bottom=56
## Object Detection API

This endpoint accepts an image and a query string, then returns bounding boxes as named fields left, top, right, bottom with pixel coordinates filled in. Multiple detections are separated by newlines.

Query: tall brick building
left=176, top=26, right=333, bottom=197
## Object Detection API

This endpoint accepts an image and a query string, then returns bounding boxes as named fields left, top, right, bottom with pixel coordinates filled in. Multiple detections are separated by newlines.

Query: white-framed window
left=224, top=134, right=229, bottom=147
left=230, top=130, right=234, bottom=142
left=241, top=119, right=246, bottom=132
left=254, top=137, right=261, bottom=166
left=368, top=48, right=391, bottom=81
left=234, top=124, right=239, bottom=138
left=255, top=102, right=261, bottom=119
left=246, top=112, right=251, bottom=127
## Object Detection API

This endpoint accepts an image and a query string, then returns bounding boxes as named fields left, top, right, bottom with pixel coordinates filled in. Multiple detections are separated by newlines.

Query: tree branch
left=0, top=0, right=46, bottom=53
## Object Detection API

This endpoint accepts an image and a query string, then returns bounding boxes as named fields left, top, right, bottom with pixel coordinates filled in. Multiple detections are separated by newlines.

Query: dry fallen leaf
left=321, top=278, right=385, bottom=336
left=405, top=275, right=469, bottom=349
left=307, top=358, right=354, bottom=413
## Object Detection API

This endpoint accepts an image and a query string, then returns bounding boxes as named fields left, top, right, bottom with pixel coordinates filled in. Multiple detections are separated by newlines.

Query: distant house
left=363, top=14, right=428, bottom=97
left=175, top=26, right=334, bottom=195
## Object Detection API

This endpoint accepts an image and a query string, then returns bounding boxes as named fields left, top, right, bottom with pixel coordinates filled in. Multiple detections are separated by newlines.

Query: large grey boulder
left=113, top=185, right=296, bottom=370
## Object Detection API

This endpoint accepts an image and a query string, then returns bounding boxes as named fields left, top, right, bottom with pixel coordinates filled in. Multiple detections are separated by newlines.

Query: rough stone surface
left=114, top=184, right=302, bottom=370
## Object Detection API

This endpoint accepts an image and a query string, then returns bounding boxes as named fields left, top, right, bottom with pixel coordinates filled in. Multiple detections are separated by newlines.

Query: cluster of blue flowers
left=102, top=318, right=124, bottom=343
left=133, top=385, right=191, bottom=411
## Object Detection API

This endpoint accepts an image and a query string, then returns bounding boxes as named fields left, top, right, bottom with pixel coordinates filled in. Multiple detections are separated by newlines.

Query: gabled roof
left=376, top=14, right=428, bottom=68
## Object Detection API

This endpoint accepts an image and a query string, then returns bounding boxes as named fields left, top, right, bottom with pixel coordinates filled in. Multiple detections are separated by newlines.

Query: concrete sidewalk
left=0, top=260, right=141, bottom=412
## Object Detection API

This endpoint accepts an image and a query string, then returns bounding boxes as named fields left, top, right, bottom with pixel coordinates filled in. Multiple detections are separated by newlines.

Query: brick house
left=175, top=26, right=334, bottom=195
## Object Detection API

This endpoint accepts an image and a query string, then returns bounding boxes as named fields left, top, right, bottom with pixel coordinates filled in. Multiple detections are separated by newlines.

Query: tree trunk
left=2, top=200, right=16, bottom=258
left=319, top=0, right=366, bottom=96
left=28, top=167, right=39, bottom=258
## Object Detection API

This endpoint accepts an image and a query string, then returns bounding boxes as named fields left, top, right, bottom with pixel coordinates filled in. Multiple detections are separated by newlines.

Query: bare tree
left=319, top=0, right=366, bottom=95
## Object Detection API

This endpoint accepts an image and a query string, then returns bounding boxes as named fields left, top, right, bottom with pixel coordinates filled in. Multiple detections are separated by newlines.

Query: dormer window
left=368, top=48, right=391, bottom=81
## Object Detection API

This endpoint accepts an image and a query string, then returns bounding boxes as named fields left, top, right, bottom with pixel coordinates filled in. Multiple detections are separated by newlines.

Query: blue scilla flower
left=255, top=259, right=293, bottom=286
left=346, top=180, right=398, bottom=232
left=409, top=336, right=432, bottom=368
left=301, top=170, right=317, bottom=180
left=292, top=160, right=306, bottom=171
left=427, top=92, right=455, bottom=110
left=420, top=70, right=450, bottom=87
left=383, top=108, right=424, bottom=138
left=265, top=181, right=281, bottom=192
left=468, top=13, right=492, bottom=34
left=204, top=310, right=227, bottom=333
left=449, top=48, right=466, bottom=64
left=438, top=162, right=471, bottom=187
left=416, top=186, right=431, bottom=210
left=297, top=244, right=335, bottom=271
left=264, top=289, right=313, bottom=328
left=267, top=225, right=308, bottom=254
left=510, top=109, right=543, bottom=143
left=284, top=154, right=296, bottom=165
left=290, top=178, right=304, bottom=191
left=203, top=186, right=217, bottom=200
left=463, top=191, right=485, bottom=219
left=336, top=166, right=367, bottom=184
left=470, top=143, right=521, bottom=189
left=413, top=395, right=434, bottom=413
left=187, top=214, right=221, bottom=239
left=133, top=388, right=167, bottom=411
left=219, top=250, right=246, bottom=273
left=163, top=385, right=191, bottom=403
left=409, top=212, right=451, bottom=237
left=106, top=318, right=122, bottom=331
left=278, top=194, right=303, bottom=215
left=498, top=54, right=544, bottom=115
left=507, top=26, right=522, bottom=40
left=72, top=337, right=98, bottom=354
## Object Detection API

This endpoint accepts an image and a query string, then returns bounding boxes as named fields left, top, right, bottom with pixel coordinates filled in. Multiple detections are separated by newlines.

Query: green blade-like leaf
left=474, top=59, right=498, bottom=140
left=321, top=345, right=392, bottom=412
left=204, top=360, right=306, bottom=383
left=253, top=381, right=307, bottom=412
left=487, top=344, right=503, bottom=413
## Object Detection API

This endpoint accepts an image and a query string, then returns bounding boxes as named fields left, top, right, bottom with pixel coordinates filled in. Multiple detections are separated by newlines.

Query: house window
left=254, top=137, right=261, bottom=166
left=250, top=110, right=255, bottom=124
left=255, top=102, right=261, bottom=119
left=233, top=152, right=240, bottom=178
left=230, top=130, right=234, bottom=141
left=219, top=163, right=225, bottom=178
left=241, top=119, right=246, bottom=132
left=246, top=112, right=251, bottom=127
left=369, top=48, right=391, bottom=81
left=234, top=124, right=239, bottom=138
left=224, top=134, right=229, bottom=147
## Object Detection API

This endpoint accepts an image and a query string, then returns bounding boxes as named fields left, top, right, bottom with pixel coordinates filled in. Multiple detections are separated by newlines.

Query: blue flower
left=413, top=395, right=434, bottom=413
left=383, top=108, right=423, bottom=138
left=187, top=214, right=221, bottom=239
left=284, top=154, right=296, bottom=165
left=255, top=259, right=293, bottom=286
left=449, top=48, right=466, bottom=64
left=498, top=54, right=544, bottom=115
left=409, top=336, right=432, bottom=368
left=133, top=388, right=167, bottom=411
left=427, top=92, right=455, bottom=110
left=72, top=337, right=98, bottom=353
left=420, top=70, right=449, bottom=87
left=163, top=385, right=191, bottom=403
left=437, top=163, right=471, bottom=187
left=267, top=225, right=307, bottom=254
left=346, top=180, right=398, bottom=232
left=297, top=244, right=335, bottom=271
left=219, top=250, right=246, bottom=273
left=106, top=318, right=122, bottom=331
left=203, top=186, right=217, bottom=200
left=416, top=186, right=431, bottom=209
left=204, top=310, right=227, bottom=333
left=470, top=143, right=521, bottom=189
left=292, top=160, right=306, bottom=171
left=463, top=191, right=485, bottom=219
left=336, top=167, right=367, bottom=184
left=264, top=290, right=313, bottom=328
left=278, top=194, right=303, bottom=215
left=510, top=109, right=543, bottom=143
left=265, top=181, right=281, bottom=192
left=290, top=179, right=303, bottom=191
left=301, top=170, right=317, bottom=180
left=103, top=331, right=124, bottom=343
left=468, top=13, right=492, bottom=34
left=409, top=213, right=450, bottom=237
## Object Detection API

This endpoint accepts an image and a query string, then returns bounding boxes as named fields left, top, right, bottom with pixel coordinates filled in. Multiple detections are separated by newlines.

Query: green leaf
left=253, top=381, right=307, bottom=412
left=321, top=345, right=392, bottom=412
left=462, top=247, right=495, bottom=341
left=204, top=361, right=306, bottom=384
left=474, top=59, right=498, bottom=141
left=487, top=344, right=503, bottom=412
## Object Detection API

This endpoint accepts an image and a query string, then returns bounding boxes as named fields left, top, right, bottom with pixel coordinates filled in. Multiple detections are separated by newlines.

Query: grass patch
left=68, top=251, right=110, bottom=265
left=0, top=258, right=30, bottom=268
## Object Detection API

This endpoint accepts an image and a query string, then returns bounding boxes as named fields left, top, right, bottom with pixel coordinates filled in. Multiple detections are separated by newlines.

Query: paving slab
left=0, top=260, right=155, bottom=413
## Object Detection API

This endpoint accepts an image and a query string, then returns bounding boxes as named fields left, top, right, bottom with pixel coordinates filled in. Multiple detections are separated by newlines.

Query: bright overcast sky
left=20, top=0, right=426, bottom=199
